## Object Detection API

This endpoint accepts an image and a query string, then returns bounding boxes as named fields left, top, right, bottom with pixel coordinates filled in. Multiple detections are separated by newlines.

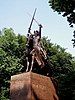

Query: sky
left=0, top=0, right=75, bottom=56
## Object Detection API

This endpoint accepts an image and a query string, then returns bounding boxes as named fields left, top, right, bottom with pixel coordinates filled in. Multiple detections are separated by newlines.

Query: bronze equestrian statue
left=26, top=25, right=47, bottom=72
left=25, top=9, right=47, bottom=72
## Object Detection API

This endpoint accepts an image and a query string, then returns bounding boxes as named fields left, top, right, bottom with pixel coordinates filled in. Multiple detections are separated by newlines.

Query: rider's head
left=34, top=30, right=39, bottom=37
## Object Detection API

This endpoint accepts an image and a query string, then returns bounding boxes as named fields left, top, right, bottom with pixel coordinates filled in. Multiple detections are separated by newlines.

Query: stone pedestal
left=10, top=72, right=59, bottom=100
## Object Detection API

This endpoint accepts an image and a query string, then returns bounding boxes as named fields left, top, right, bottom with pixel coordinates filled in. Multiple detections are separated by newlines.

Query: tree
left=0, top=28, right=26, bottom=100
left=49, top=0, right=75, bottom=27
left=59, top=71, right=75, bottom=100
left=42, top=37, right=74, bottom=77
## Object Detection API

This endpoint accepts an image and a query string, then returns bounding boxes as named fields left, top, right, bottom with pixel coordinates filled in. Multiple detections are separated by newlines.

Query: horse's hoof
left=29, top=70, right=32, bottom=72
left=26, top=70, right=28, bottom=72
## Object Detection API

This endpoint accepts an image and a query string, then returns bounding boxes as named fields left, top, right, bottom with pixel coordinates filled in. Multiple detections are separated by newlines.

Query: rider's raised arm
left=39, top=24, right=43, bottom=38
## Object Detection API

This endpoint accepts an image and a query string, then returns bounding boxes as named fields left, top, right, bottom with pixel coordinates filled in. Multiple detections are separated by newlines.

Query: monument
left=10, top=9, right=59, bottom=100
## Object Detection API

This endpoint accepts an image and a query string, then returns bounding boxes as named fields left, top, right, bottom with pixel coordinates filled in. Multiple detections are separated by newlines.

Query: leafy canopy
left=49, top=0, right=75, bottom=27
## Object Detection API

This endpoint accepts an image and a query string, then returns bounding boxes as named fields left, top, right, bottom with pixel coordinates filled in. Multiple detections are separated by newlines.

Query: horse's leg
left=26, top=57, right=29, bottom=72
left=40, top=48, right=47, bottom=59
left=30, top=55, right=34, bottom=72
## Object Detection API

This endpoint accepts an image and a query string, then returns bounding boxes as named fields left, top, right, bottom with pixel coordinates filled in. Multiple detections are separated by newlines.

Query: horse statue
left=26, top=25, right=47, bottom=72
left=25, top=8, right=47, bottom=72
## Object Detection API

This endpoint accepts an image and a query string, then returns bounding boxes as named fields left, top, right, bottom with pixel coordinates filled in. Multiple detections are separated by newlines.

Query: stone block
left=10, top=72, right=59, bottom=100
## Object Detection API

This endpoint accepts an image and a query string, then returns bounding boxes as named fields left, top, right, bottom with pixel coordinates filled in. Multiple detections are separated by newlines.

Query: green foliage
left=42, top=37, right=74, bottom=77
left=0, top=28, right=75, bottom=99
left=59, top=71, right=75, bottom=100
left=49, top=0, right=75, bottom=27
